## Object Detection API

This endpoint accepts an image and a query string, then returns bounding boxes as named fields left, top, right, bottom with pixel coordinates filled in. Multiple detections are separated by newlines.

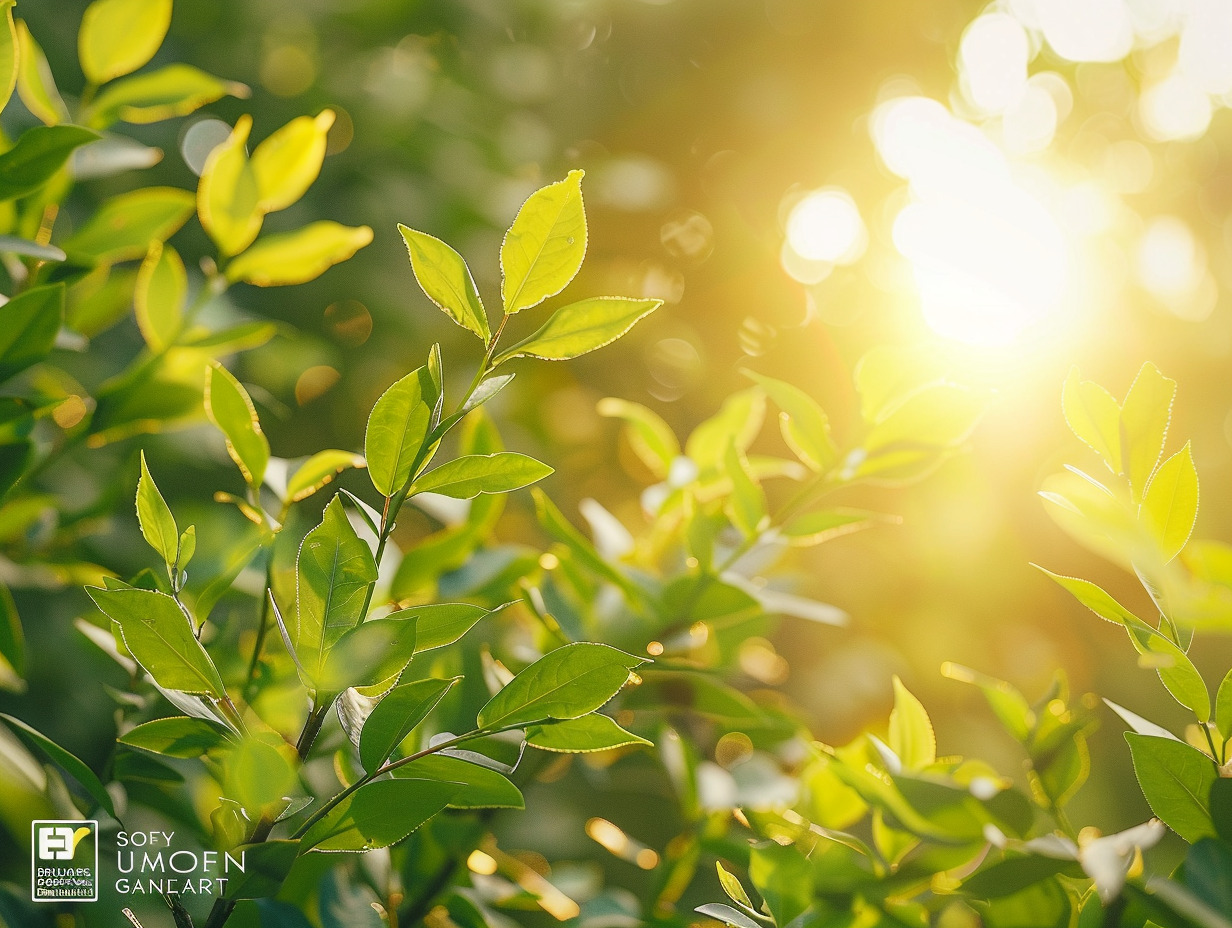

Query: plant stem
left=295, top=701, right=328, bottom=758
left=243, top=559, right=276, bottom=698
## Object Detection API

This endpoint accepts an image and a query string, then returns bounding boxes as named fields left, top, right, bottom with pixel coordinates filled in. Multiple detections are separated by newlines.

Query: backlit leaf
left=365, top=366, right=434, bottom=497
left=87, top=586, right=224, bottom=697
left=1140, top=442, right=1198, bottom=564
left=226, top=221, right=373, bottom=287
left=0, top=582, right=24, bottom=691
left=134, top=241, right=185, bottom=351
left=136, top=451, right=178, bottom=569
left=399, top=224, right=490, bottom=341
left=392, top=753, right=524, bottom=809
left=495, top=297, right=660, bottom=363
left=501, top=169, right=587, bottom=314
left=87, top=64, right=248, bottom=127
left=1126, top=733, right=1217, bottom=843
left=384, top=602, right=491, bottom=653
left=359, top=677, right=458, bottom=772
left=318, top=617, right=418, bottom=694
left=1062, top=367, right=1122, bottom=474
left=197, top=115, right=262, bottom=257
left=596, top=397, right=679, bottom=479
left=78, top=0, right=171, bottom=84
left=0, top=124, right=98, bottom=201
left=411, top=452, right=552, bottom=500
left=285, top=450, right=365, bottom=504
left=476, top=642, right=644, bottom=730
left=61, top=186, right=194, bottom=264
left=301, top=777, right=459, bottom=852
left=250, top=110, right=333, bottom=213
left=119, top=715, right=233, bottom=758
left=686, top=388, right=765, bottom=471
left=526, top=713, right=650, bottom=753
left=745, top=370, right=836, bottom=472
left=723, top=443, right=765, bottom=536
left=205, top=361, right=270, bottom=488
left=0, top=2, right=13, bottom=114
left=16, top=19, right=68, bottom=126
left=888, top=676, right=936, bottom=770
left=1120, top=362, right=1176, bottom=503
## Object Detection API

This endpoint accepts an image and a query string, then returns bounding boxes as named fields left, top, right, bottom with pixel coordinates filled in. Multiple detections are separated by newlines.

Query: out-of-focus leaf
left=411, top=452, right=552, bottom=500
left=358, top=677, right=457, bottom=772
left=226, top=221, right=372, bottom=287
left=1217, top=669, right=1232, bottom=742
left=723, top=443, right=765, bottom=536
left=0, top=125, right=98, bottom=201
left=384, top=602, right=491, bottom=653
left=300, top=777, right=459, bottom=852
left=134, top=241, right=185, bottom=351
left=526, top=714, right=650, bottom=753
left=78, top=0, right=171, bottom=84
left=1121, top=361, right=1176, bottom=502
left=0, top=713, right=116, bottom=816
left=365, top=366, right=434, bottom=497
left=686, top=388, right=765, bottom=471
left=223, top=841, right=299, bottom=901
left=781, top=508, right=897, bottom=546
left=136, top=451, right=178, bottom=569
left=863, top=382, right=983, bottom=454
left=87, top=64, right=248, bottom=127
left=87, top=586, right=223, bottom=697
left=392, top=754, right=524, bottom=809
left=15, top=20, right=67, bottom=125
left=0, top=583, right=24, bottom=691
left=119, top=716, right=233, bottom=758
left=888, top=676, right=936, bottom=770
left=1126, top=733, right=1217, bottom=843
left=1140, top=443, right=1198, bottom=564
left=0, top=235, right=65, bottom=262
left=694, top=903, right=761, bottom=928
left=495, top=297, right=660, bottom=363
left=205, top=361, right=270, bottom=488
left=1062, top=367, right=1122, bottom=474
left=0, top=2, right=14, bottom=113
left=745, top=370, right=836, bottom=472
left=596, top=397, right=679, bottom=478
left=0, top=283, right=63, bottom=383
left=197, top=115, right=261, bottom=256
left=284, top=451, right=365, bottom=504
left=477, top=643, right=644, bottom=729
left=318, top=618, right=419, bottom=692
left=250, top=110, right=333, bottom=213
left=749, top=841, right=813, bottom=926
left=399, top=224, right=490, bottom=341
left=61, top=186, right=194, bottom=264
left=71, top=133, right=162, bottom=178
left=716, top=862, right=754, bottom=911
left=501, top=169, right=587, bottom=314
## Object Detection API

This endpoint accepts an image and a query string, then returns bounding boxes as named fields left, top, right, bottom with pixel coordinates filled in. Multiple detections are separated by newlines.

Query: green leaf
left=694, top=904, right=762, bottom=928
left=411, top=452, right=552, bottom=500
left=0, top=583, right=24, bottom=691
left=78, top=0, right=171, bottom=83
left=87, top=64, right=249, bottom=127
left=205, top=361, right=270, bottom=489
left=225, top=737, right=300, bottom=814
left=61, top=186, right=194, bottom=264
left=1140, top=442, right=1198, bottom=564
left=364, top=366, right=434, bottom=497
left=749, top=841, right=813, bottom=926
left=222, top=840, right=299, bottom=901
left=318, top=619, right=416, bottom=693
left=136, top=451, right=179, bottom=569
left=399, top=224, right=490, bottom=341
left=295, top=495, right=378, bottom=682
left=526, top=713, right=650, bottom=753
left=178, top=526, right=195, bottom=568
left=686, top=388, right=765, bottom=471
left=1062, top=367, right=1122, bottom=474
left=134, top=241, right=185, bottom=352
left=942, top=663, right=1034, bottom=743
left=1120, top=361, right=1176, bottom=503
left=285, top=451, right=365, bottom=504
left=119, top=716, right=233, bottom=758
left=359, top=677, right=457, bottom=772
left=781, top=509, right=896, bottom=546
left=384, top=602, right=491, bottom=653
left=226, top=221, right=373, bottom=287
left=888, top=676, right=936, bottom=770
left=476, top=642, right=644, bottom=730
left=15, top=20, right=67, bottom=126
left=1215, top=669, right=1232, bottom=743
left=0, top=3, right=15, bottom=115
left=0, top=124, right=98, bottom=202
left=501, top=169, right=587, bottom=314
left=392, top=754, right=524, bottom=809
left=250, top=110, right=333, bottom=213
left=301, top=777, right=460, bottom=852
left=0, top=283, right=63, bottom=383
left=745, top=370, right=836, bottom=472
left=596, top=397, right=679, bottom=479
left=716, top=862, right=754, bottom=911
left=87, top=586, right=224, bottom=697
left=1126, top=733, right=1217, bottom=843
left=0, top=713, right=116, bottom=816
left=197, top=115, right=262, bottom=257
left=723, top=442, right=765, bottom=536
left=495, top=297, right=661, bottom=363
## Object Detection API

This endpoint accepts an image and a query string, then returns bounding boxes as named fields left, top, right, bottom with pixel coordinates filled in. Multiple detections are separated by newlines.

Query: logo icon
left=31, top=820, right=98, bottom=902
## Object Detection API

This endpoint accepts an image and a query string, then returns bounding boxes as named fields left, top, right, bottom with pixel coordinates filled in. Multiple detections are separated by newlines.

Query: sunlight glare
left=959, top=13, right=1030, bottom=114
left=1137, top=216, right=1204, bottom=301
left=785, top=188, right=866, bottom=264
left=1139, top=70, right=1212, bottom=141
left=1035, top=0, right=1134, bottom=63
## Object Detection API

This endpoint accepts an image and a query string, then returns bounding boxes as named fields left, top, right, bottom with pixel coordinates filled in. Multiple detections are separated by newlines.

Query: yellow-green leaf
left=15, top=20, right=67, bottom=126
left=197, top=115, right=262, bottom=257
left=365, top=367, right=434, bottom=498
left=250, top=109, right=333, bottom=213
left=1140, top=442, right=1198, bottom=564
left=87, top=64, right=248, bottom=128
left=285, top=450, right=365, bottom=504
left=136, top=451, right=178, bottom=569
left=399, top=224, right=489, bottom=341
left=723, top=442, right=766, bottom=537
left=686, top=388, right=765, bottom=471
left=225, top=221, right=372, bottom=287
left=134, top=241, right=185, bottom=351
left=1120, top=362, right=1175, bottom=502
left=204, top=361, right=270, bottom=488
left=60, top=186, right=194, bottom=264
left=1062, top=367, right=1121, bottom=474
left=78, top=0, right=171, bottom=85
left=494, top=296, right=660, bottom=363
left=888, top=676, right=936, bottom=770
left=745, top=370, right=836, bottom=472
left=596, top=397, right=679, bottom=479
left=500, top=169, right=587, bottom=314
left=0, top=2, right=14, bottom=114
